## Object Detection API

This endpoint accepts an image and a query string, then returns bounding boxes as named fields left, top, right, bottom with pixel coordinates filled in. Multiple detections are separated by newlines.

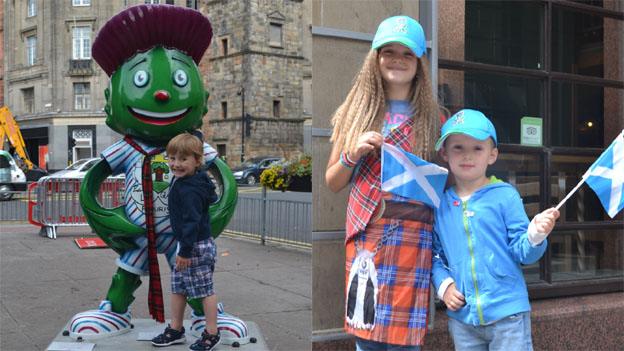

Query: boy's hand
left=443, top=283, right=465, bottom=311
left=350, top=131, right=383, bottom=162
left=175, top=256, right=192, bottom=271
left=534, top=208, right=560, bottom=235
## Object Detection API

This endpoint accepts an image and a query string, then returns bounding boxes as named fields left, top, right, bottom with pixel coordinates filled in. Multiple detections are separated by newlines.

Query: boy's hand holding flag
left=381, top=143, right=448, bottom=209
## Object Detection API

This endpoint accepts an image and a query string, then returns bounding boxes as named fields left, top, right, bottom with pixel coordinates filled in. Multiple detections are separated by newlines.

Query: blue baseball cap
left=435, top=109, right=498, bottom=151
left=372, top=15, right=426, bottom=58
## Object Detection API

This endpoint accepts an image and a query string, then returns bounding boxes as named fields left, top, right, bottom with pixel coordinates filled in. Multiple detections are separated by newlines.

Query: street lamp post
left=238, top=87, right=245, bottom=163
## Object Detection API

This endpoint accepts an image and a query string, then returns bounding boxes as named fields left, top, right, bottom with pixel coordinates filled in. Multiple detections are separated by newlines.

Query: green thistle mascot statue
left=69, top=5, right=247, bottom=344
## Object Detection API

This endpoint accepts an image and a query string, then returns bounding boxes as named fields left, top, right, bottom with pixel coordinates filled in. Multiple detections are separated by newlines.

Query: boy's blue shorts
left=171, top=238, right=216, bottom=299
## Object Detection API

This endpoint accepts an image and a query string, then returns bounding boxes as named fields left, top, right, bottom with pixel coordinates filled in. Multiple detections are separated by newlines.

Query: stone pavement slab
left=0, top=224, right=311, bottom=351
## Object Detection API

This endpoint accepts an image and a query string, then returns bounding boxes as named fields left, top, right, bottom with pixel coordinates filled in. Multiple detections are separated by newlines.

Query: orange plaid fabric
left=345, top=195, right=433, bottom=346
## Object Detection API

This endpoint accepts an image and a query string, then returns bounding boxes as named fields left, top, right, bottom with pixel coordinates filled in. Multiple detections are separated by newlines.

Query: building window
left=269, top=23, right=283, bottom=47
left=22, top=88, right=34, bottom=114
left=186, top=0, right=198, bottom=9
left=26, top=35, right=36, bottom=66
left=217, top=144, right=226, bottom=163
left=438, top=0, right=623, bottom=298
left=273, top=100, right=281, bottom=118
left=27, top=0, right=36, bottom=17
left=74, top=83, right=91, bottom=110
left=72, top=0, right=91, bottom=6
left=166, top=0, right=174, bottom=4
left=145, top=0, right=160, bottom=4
left=221, top=38, right=229, bottom=56
left=72, top=26, right=91, bottom=59
left=221, top=101, right=227, bottom=119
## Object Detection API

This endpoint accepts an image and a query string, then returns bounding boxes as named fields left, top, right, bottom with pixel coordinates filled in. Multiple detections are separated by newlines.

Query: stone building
left=4, top=0, right=121, bottom=170
left=199, top=0, right=310, bottom=166
left=3, top=0, right=308, bottom=171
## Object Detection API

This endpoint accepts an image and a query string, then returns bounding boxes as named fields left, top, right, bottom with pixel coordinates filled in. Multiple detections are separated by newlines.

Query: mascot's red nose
left=154, top=90, right=170, bottom=102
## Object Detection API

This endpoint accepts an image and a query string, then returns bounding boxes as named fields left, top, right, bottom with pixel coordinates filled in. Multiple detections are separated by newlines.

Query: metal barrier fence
left=0, top=190, right=28, bottom=221
left=1, top=178, right=311, bottom=248
left=28, top=177, right=126, bottom=238
left=224, top=188, right=311, bottom=248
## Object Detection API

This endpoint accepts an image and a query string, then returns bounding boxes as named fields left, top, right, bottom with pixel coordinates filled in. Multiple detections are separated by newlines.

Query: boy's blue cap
left=372, top=15, right=426, bottom=58
left=435, top=109, right=498, bottom=151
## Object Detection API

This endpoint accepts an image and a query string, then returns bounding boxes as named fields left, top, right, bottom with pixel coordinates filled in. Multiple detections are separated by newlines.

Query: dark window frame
left=221, top=101, right=227, bottom=119
left=440, top=0, right=624, bottom=299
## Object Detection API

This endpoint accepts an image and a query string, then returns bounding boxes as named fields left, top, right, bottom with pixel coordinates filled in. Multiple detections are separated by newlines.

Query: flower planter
left=288, top=175, right=311, bottom=192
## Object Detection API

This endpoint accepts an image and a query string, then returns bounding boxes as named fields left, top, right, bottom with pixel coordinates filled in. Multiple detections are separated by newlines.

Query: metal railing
left=1, top=179, right=312, bottom=248
left=225, top=188, right=311, bottom=248
left=0, top=190, right=28, bottom=221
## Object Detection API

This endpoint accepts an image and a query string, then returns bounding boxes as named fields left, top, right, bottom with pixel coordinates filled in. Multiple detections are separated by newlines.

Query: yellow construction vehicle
left=0, top=106, right=47, bottom=200
left=0, top=106, right=34, bottom=171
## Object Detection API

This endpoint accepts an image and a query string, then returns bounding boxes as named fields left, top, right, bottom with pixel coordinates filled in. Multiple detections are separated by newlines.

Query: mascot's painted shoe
left=190, top=303, right=251, bottom=346
left=68, top=300, right=132, bottom=340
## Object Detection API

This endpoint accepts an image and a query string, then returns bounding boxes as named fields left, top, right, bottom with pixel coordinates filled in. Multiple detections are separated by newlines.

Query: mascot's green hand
left=80, top=160, right=145, bottom=255
left=208, top=157, right=238, bottom=237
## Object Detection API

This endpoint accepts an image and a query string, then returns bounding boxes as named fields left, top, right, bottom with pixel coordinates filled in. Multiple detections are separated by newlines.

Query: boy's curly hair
left=166, top=132, right=204, bottom=164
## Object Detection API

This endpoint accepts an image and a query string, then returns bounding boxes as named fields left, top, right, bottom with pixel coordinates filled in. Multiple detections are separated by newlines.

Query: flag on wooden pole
left=556, top=130, right=624, bottom=218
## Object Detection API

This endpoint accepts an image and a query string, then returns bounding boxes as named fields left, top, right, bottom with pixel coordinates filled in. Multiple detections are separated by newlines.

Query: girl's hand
left=534, top=208, right=560, bottom=235
left=443, top=283, right=465, bottom=311
left=175, top=256, right=192, bottom=271
left=350, top=131, right=383, bottom=162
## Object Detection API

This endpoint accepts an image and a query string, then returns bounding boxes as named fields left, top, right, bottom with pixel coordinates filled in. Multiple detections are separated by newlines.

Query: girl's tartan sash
left=345, top=117, right=414, bottom=242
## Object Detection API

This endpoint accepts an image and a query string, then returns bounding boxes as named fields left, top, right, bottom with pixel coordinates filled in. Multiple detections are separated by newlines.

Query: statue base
left=47, top=319, right=267, bottom=351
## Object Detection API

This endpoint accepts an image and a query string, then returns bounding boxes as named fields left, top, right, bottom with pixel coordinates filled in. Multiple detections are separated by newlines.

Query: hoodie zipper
left=462, top=200, right=485, bottom=325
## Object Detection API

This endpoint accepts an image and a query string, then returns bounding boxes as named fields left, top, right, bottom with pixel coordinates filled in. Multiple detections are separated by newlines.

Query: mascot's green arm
left=80, top=159, right=145, bottom=255
left=208, top=157, right=238, bottom=238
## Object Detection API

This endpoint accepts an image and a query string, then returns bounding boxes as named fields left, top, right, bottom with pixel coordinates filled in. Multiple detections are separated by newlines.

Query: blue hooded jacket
left=168, top=170, right=217, bottom=258
left=432, top=177, right=547, bottom=326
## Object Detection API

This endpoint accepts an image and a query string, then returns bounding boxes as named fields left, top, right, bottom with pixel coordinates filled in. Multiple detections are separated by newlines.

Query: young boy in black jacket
left=152, top=133, right=219, bottom=351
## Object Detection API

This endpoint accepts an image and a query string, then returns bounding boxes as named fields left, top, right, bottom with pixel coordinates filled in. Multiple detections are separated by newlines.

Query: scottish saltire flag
left=381, top=143, right=448, bottom=208
left=584, top=130, right=624, bottom=218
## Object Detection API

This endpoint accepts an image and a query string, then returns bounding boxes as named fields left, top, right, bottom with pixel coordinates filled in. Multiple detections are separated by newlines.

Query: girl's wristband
left=339, top=152, right=357, bottom=169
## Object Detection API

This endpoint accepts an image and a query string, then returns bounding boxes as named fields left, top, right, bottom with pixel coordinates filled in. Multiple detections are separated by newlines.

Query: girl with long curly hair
left=325, top=15, right=440, bottom=350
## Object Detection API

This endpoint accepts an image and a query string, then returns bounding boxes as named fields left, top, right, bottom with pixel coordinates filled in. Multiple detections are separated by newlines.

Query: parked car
left=48, top=158, right=101, bottom=178
left=48, top=158, right=124, bottom=179
left=232, top=156, right=281, bottom=185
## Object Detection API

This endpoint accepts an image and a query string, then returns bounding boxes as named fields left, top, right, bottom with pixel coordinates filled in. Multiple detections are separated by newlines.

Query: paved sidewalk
left=0, top=224, right=311, bottom=351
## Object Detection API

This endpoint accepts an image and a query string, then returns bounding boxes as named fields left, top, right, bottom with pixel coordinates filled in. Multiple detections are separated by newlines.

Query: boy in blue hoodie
left=152, top=133, right=220, bottom=351
left=432, top=109, right=559, bottom=351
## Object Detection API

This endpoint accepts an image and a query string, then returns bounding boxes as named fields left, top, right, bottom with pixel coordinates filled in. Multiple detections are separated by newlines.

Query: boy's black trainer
left=151, top=325, right=186, bottom=347
left=189, top=330, right=220, bottom=351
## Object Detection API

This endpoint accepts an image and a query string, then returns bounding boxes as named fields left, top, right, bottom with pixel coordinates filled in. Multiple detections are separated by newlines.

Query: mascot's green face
left=104, top=46, right=208, bottom=144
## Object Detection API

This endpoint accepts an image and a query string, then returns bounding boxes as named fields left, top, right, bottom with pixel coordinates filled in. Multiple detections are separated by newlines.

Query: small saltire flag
left=584, top=130, right=624, bottom=218
left=381, top=143, right=448, bottom=208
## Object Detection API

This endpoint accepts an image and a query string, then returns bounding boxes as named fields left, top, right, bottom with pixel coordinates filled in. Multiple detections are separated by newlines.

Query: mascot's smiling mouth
left=128, top=107, right=190, bottom=125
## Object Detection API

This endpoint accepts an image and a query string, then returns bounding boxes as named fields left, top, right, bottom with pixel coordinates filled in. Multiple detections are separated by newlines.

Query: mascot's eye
left=173, top=70, right=188, bottom=87
left=133, top=70, right=149, bottom=87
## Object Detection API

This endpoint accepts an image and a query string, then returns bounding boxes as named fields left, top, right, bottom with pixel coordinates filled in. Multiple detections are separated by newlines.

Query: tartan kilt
left=345, top=195, right=433, bottom=346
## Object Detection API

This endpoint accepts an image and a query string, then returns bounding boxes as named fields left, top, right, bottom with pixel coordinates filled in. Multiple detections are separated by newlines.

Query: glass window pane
left=551, top=81, right=604, bottom=147
left=552, top=7, right=604, bottom=77
left=550, top=153, right=623, bottom=223
left=485, top=151, right=544, bottom=283
left=438, top=69, right=543, bottom=144
left=550, top=228, right=622, bottom=282
left=465, top=0, right=543, bottom=69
